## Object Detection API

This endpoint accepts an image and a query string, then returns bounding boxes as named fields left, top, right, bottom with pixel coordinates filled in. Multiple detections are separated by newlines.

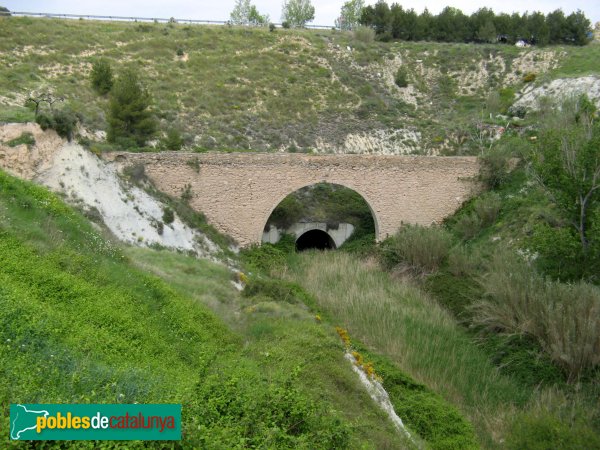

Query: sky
left=3, top=1, right=599, bottom=27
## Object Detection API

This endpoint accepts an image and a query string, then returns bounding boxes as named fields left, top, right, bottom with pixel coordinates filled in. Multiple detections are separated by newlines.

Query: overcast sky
left=3, top=1, right=599, bottom=27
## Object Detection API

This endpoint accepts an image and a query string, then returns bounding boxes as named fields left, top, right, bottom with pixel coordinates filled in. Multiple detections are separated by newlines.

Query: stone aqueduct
left=108, top=152, right=481, bottom=247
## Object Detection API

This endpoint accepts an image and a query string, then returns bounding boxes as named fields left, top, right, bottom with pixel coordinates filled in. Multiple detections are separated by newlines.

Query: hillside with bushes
left=0, top=14, right=599, bottom=155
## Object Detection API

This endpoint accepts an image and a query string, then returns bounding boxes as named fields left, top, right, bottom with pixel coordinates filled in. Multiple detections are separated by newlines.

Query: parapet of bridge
left=106, top=152, right=481, bottom=247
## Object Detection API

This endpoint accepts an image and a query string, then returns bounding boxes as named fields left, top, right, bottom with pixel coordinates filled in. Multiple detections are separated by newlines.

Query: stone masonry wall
left=106, top=152, right=481, bottom=247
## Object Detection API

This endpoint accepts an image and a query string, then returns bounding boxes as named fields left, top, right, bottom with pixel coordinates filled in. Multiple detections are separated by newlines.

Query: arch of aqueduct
left=107, top=152, right=481, bottom=247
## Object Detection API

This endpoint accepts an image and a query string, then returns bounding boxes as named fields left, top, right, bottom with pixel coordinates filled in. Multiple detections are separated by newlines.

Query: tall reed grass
left=285, top=251, right=530, bottom=446
left=473, top=251, right=600, bottom=381
left=380, top=225, right=452, bottom=273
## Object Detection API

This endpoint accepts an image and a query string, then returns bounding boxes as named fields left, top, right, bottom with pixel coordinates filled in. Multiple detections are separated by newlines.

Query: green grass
left=0, top=168, right=420, bottom=448
left=1, top=16, right=594, bottom=154
left=550, top=42, right=600, bottom=78
left=4, top=131, right=35, bottom=148
left=281, top=250, right=600, bottom=448
left=0, top=106, right=35, bottom=123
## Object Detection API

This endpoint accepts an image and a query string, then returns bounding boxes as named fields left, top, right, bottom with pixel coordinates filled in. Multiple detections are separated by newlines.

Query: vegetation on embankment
left=1, top=15, right=599, bottom=154
left=251, top=94, right=600, bottom=448
left=0, top=169, right=414, bottom=449
left=240, top=242, right=478, bottom=449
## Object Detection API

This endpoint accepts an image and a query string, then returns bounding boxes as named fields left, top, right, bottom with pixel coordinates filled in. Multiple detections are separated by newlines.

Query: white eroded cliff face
left=512, top=76, right=600, bottom=111
left=0, top=123, right=222, bottom=260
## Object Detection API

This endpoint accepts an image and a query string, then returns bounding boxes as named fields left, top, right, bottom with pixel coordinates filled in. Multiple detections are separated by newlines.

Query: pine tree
left=107, top=69, right=156, bottom=148
left=90, top=59, right=114, bottom=95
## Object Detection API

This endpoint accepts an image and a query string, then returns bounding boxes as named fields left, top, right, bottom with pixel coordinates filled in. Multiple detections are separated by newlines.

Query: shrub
left=453, top=213, right=481, bottom=240
left=269, top=23, right=276, bottom=32
left=107, top=69, right=157, bottom=148
left=394, top=67, right=409, bottom=88
left=473, top=192, right=502, bottom=226
left=376, top=31, right=393, bottom=42
left=52, top=107, right=78, bottom=141
left=523, top=72, right=536, bottom=83
left=380, top=224, right=453, bottom=273
left=281, top=21, right=290, bottom=29
left=35, top=107, right=78, bottom=141
left=122, top=163, right=147, bottom=185
left=176, top=47, right=184, bottom=57
left=528, top=224, right=592, bottom=282
left=90, top=59, right=114, bottom=95
left=163, top=128, right=184, bottom=150
left=480, top=143, right=513, bottom=189
left=267, top=195, right=303, bottom=229
left=353, top=26, right=375, bottom=43
left=181, top=183, right=193, bottom=203
left=473, top=250, right=600, bottom=381
left=162, top=207, right=175, bottom=224
left=241, top=244, right=288, bottom=274
left=243, top=278, right=309, bottom=304
left=35, top=112, right=55, bottom=131
left=509, top=105, right=527, bottom=118
left=447, top=245, right=480, bottom=277
left=186, top=157, right=200, bottom=173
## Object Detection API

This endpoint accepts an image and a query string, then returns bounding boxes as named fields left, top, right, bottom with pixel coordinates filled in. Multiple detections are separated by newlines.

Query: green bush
left=424, top=271, right=481, bottom=319
left=376, top=31, right=393, bottom=42
left=163, top=128, right=184, bottom=150
left=523, top=72, right=537, bottom=83
left=188, top=364, right=349, bottom=449
left=241, top=243, right=287, bottom=274
left=107, top=69, right=157, bottom=148
left=446, top=244, right=480, bottom=277
left=34, top=107, right=78, bottom=141
left=35, top=111, right=55, bottom=131
left=122, top=162, right=147, bottom=185
left=480, top=143, right=513, bottom=189
left=267, top=195, right=303, bottom=229
left=380, top=224, right=453, bottom=273
left=162, top=207, right=175, bottom=224
left=90, top=58, right=114, bottom=95
left=353, top=26, right=375, bottom=43
left=243, top=277, right=312, bottom=305
left=52, top=107, right=78, bottom=141
left=180, top=183, right=193, bottom=203
left=395, top=67, right=409, bottom=88
left=473, top=192, right=502, bottom=226
left=528, top=223, right=599, bottom=282
left=453, top=213, right=481, bottom=240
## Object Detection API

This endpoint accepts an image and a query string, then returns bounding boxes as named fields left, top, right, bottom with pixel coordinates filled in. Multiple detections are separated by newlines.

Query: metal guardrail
left=0, top=11, right=334, bottom=30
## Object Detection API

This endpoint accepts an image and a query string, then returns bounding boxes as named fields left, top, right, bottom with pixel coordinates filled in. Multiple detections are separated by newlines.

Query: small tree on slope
left=107, top=69, right=156, bottom=148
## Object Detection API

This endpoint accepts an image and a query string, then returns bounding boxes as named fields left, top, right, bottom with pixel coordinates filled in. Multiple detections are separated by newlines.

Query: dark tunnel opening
left=295, top=229, right=337, bottom=252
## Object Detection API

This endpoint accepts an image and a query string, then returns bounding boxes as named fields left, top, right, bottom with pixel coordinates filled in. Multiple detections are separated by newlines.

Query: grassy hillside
left=1, top=167, right=487, bottom=448
left=0, top=169, right=403, bottom=448
left=1, top=15, right=599, bottom=153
